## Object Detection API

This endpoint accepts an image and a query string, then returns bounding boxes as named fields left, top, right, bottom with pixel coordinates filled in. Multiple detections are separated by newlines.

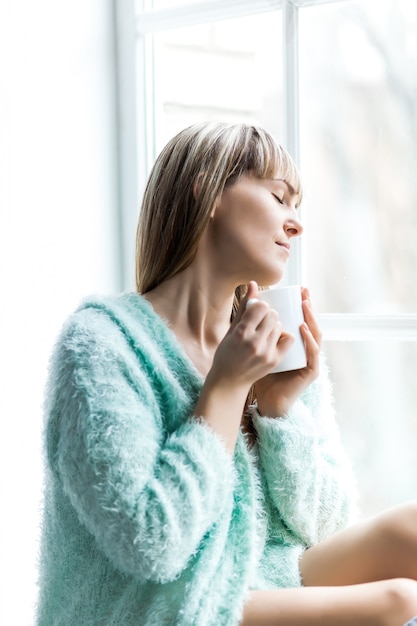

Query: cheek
left=211, top=198, right=275, bottom=252
left=209, top=219, right=255, bottom=264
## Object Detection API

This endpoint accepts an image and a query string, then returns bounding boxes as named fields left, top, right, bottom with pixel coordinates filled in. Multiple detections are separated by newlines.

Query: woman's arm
left=47, top=308, right=235, bottom=584
left=252, top=364, right=357, bottom=547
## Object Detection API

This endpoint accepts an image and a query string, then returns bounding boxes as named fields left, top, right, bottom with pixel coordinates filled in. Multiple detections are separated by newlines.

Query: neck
left=145, top=266, right=236, bottom=348
left=143, top=258, right=239, bottom=377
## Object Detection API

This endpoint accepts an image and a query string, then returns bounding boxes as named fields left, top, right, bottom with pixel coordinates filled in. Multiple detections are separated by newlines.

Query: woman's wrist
left=194, top=373, right=250, bottom=453
left=252, top=401, right=287, bottom=419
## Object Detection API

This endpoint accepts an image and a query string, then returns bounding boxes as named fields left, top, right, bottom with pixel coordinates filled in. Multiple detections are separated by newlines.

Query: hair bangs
left=246, top=128, right=303, bottom=206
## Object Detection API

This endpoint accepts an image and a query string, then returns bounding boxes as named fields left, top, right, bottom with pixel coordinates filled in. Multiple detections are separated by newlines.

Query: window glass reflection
left=325, top=340, right=417, bottom=516
left=300, top=0, right=417, bottom=314
left=150, top=11, right=283, bottom=153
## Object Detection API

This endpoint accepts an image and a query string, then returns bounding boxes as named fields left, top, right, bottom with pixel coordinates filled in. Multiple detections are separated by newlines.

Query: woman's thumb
left=233, top=281, right=259, bottom=325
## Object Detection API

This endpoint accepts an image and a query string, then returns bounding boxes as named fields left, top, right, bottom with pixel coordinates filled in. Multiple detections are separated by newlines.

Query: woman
left=37, top=122, right=417, bottom=625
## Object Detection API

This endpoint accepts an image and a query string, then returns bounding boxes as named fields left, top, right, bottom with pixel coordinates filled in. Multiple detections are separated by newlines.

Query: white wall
left=0, top=1, right=120, bottom=623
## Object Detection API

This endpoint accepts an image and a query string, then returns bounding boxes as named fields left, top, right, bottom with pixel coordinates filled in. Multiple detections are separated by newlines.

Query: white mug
left=257, top=285, right=307, bottom=373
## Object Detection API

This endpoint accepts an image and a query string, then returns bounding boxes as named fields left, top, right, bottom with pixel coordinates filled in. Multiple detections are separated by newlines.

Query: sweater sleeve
left=46, top=308, right=235, bottom=584
left=252, top=361, right=357, bottom=547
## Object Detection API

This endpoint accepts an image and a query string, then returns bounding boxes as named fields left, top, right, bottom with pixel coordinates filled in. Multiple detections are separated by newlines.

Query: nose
left=285, top=214, right=303, bottom=238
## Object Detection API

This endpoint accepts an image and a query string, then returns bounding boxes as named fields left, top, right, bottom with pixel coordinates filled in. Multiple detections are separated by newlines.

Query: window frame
left=115, top=0, right=417, bottom=340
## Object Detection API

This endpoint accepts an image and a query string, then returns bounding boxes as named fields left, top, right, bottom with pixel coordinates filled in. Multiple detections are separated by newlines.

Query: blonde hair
left=136, top=121, right=302, bottom=298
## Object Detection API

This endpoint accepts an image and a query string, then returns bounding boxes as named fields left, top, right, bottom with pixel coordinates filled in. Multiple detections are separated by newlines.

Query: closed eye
left=272, top=193, right=284, bottom=205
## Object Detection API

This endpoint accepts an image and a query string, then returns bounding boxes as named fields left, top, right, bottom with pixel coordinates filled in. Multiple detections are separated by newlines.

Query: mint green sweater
left=37, top=293, right=356, bottom=625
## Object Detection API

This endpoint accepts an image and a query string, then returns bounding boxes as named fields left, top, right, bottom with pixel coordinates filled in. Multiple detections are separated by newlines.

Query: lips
left=276, top=242, right=290, bottom=253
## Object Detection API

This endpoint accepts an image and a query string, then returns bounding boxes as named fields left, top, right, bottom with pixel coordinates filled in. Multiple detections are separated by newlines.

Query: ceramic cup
left=256, top=285, right=307, bottom=373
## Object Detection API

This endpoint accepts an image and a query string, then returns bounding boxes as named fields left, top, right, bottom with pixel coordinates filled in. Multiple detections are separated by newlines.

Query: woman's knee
left=365, top=502, right=417, bottom=581
left=383, top=578, right=417, bottom=624
left=376, top=502, right=417, bottom=541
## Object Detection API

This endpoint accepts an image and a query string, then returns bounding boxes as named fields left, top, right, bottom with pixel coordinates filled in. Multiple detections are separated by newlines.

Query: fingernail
left=246, top=298, right=259, bottom=310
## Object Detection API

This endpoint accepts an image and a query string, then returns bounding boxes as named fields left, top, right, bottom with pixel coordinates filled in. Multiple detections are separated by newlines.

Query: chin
left=252, top=266, right=285, bottom=288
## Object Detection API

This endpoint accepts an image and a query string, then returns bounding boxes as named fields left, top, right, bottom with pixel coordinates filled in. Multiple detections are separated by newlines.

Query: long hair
left=136, top=122, right=302, bottom=311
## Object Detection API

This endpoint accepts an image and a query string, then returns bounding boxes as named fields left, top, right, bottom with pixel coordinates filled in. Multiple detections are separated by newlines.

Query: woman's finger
left=300, top=321, right=320, bottom=372
left=231, top=281, right=259, bottom=327
left=246, top=298, right=259, bottom=309
left=275, top=330, right=295, bottom=358
left=302, top=294, right=322, bottom=348
left=243, top=300, right=280, bottom=335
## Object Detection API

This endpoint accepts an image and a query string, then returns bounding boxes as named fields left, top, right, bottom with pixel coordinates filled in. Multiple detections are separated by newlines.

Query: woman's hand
left=194, top=282, right=320, bottom=451
left=208, top=281, right=294, bottom=392
left=195, top=281, right=294, bottom=451
left=254, top=286, right=322, bottom=417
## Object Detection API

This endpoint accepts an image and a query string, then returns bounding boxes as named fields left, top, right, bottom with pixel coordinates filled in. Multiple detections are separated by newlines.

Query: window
left=117, top=0, right=417, bottom=516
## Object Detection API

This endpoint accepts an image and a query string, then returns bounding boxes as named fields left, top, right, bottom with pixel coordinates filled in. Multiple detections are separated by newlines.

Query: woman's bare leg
left=242, top=503, right=417, bottom=625
left=241, top=579, right=417, bottom=626
left=300, top=502, right=417, bottom=586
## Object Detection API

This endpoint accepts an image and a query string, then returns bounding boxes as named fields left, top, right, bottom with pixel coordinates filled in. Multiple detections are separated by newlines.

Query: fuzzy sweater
left=37, top=292, right=356, bottom=626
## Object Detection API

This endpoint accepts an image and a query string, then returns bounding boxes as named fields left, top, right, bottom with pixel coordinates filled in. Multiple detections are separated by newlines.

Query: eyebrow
left=272, top=178, right=296, bottom=196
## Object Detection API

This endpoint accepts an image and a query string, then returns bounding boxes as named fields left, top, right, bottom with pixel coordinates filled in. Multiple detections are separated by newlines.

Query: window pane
left=299, top=0, right=417, bottom=314
left=325, top=340, right=417, bottom=517
left=137, top=0, right=206, bottom=10
left=149, top=11, right=283, bottom=153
